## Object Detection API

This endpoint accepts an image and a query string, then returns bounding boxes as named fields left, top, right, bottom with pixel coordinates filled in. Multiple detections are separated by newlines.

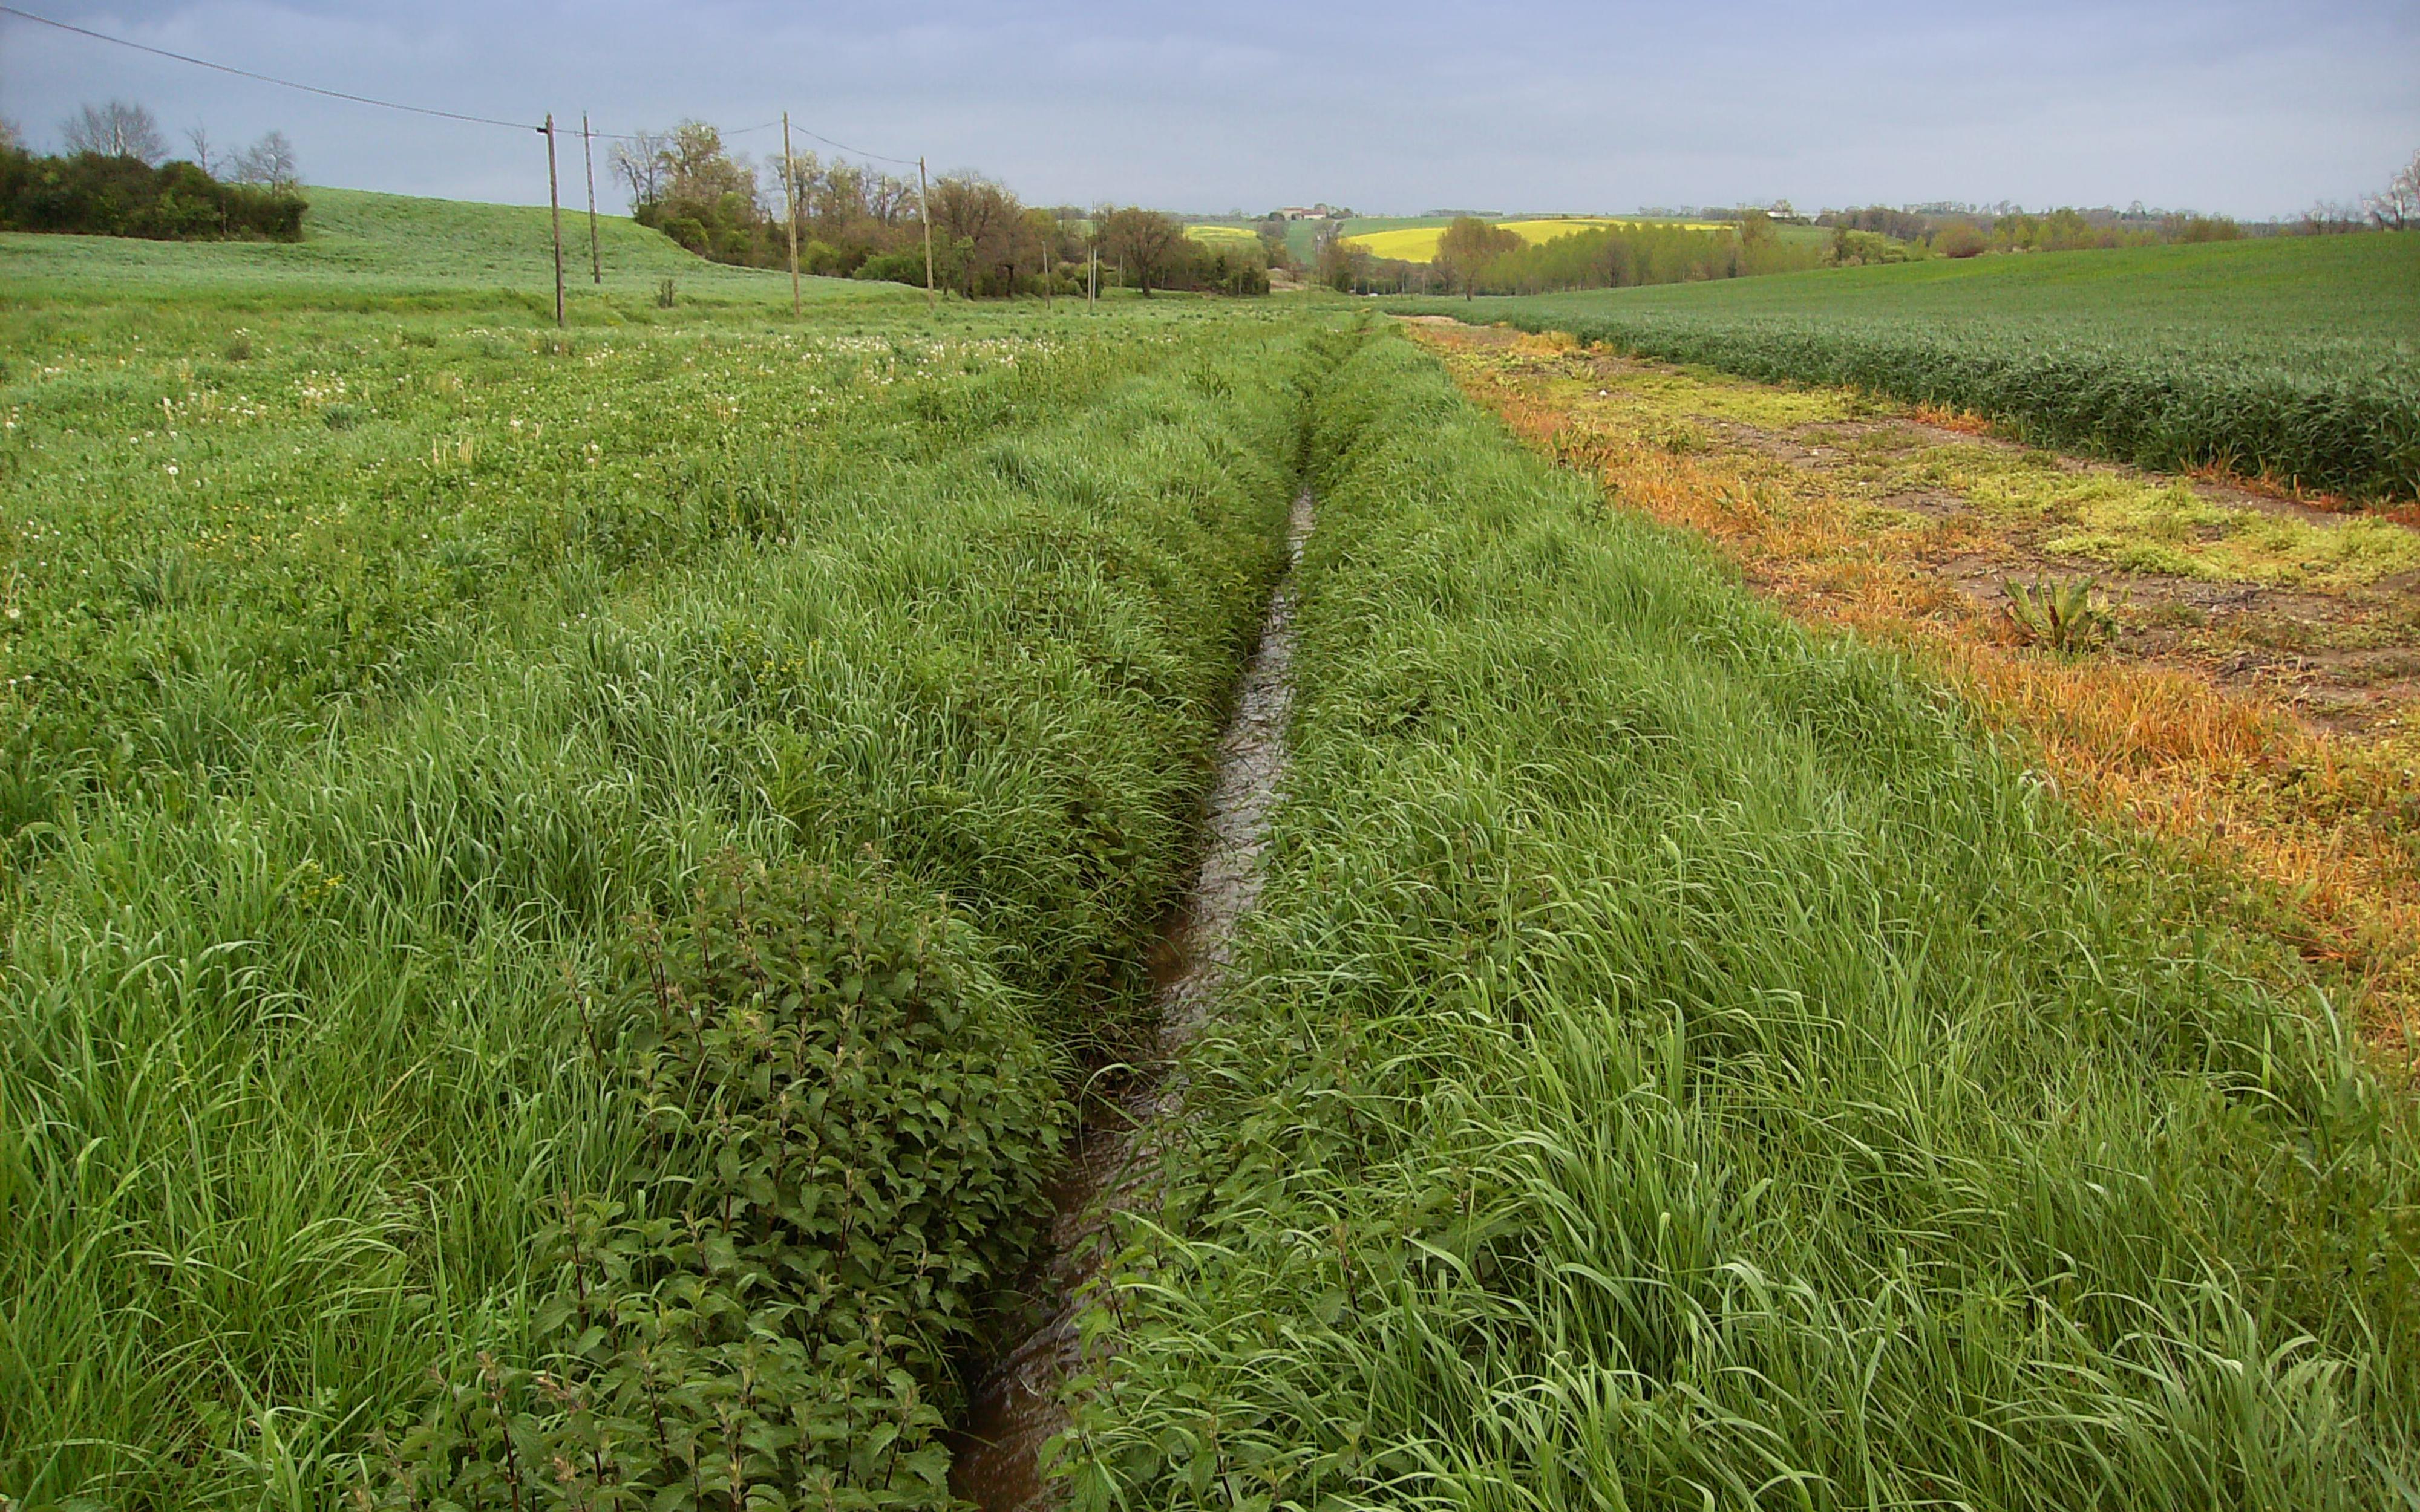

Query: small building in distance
left=1272, top=203, right=1353, bottom=221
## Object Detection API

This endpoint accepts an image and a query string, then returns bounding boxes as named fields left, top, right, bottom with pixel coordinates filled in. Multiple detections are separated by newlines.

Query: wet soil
left=947, top=489, right=1316, bottom=1510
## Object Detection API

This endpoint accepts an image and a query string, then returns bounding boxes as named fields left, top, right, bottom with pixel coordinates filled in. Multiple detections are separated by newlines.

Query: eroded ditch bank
left=949, top=487, right=1316, bottom=1508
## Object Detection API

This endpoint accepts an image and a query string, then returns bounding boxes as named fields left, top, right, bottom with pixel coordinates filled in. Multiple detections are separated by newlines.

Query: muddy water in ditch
left=949, top=490, right=1315, bottom=1509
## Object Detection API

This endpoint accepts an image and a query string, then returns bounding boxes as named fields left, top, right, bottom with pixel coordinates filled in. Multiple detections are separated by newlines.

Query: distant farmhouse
left=1272, top=203, right=1353, bottom=221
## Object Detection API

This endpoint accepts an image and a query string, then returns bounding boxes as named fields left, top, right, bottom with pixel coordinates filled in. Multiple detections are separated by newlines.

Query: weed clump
left=371, top=853, right=1064, bottom=1509
left=2003, top=573, right=2116, bottom=654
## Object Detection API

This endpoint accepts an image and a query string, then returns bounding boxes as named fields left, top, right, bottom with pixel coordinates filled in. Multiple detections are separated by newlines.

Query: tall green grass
left=0, top=185, right=902, bottom=313
left=1071, top=325, right=2420, bottom=1508
left=0, top=297, right=1310, bottom=1507
left=1388, top=233, right=2420, bottom=501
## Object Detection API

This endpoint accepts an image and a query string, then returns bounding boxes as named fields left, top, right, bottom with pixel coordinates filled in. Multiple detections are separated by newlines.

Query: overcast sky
left=3, top=1, right=2415, bottom=218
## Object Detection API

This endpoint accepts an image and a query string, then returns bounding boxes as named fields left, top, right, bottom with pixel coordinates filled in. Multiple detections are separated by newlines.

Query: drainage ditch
left=948, top=487, right=1316, bottom=1508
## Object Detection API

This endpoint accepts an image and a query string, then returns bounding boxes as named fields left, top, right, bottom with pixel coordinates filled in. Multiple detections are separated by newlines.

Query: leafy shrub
left=1830, top=227, right=1921, bottom=266
left=1935, top=219, right=1989, bottom=258
left=852, top=250, right=931, bottom=288
left=371, top=853, right=1065, bottom=1510
left=0, top=145, right=304, bottom=241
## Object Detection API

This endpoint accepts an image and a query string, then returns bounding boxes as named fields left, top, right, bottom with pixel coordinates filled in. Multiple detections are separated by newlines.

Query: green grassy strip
left=1385, top=233, right=2420, bottom=501
left=0, top=186, right=899, bottom=311
left=0, top=307, right=1307, bottom=1508
left=1071, top=325, right=2420, bottom=1509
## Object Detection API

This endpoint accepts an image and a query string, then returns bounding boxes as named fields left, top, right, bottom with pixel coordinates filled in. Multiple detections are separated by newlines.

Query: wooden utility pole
left=543, top=114, right=565, bottom=327
left=582, top=113, right=601, bottom=284
left=1088, top=238, right=1097, bottom=308
left=918, top=156, right=937, bottom=314
left=1041, top=224, right=1053, bottom=310
left=781, top=113, right=802, bottom=317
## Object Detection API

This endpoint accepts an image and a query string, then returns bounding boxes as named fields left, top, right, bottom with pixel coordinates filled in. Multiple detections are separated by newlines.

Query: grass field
left=1385, top=233, right=2420, bottom=501
left=0, top=184, right=905, bottom=313
left=1073, top=324, right=2420, bottom=1509
left=0, top=193, right=1306, bottom=1507
left=5, top=194, right=2418, bottom=1511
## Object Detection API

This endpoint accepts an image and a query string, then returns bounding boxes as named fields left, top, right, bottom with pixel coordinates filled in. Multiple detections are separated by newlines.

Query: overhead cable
left=1, top=4, right=919, bottom=165
left=0, top=2, right=538, bottom=131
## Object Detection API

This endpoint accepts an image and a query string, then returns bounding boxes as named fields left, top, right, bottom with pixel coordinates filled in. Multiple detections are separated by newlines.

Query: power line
left=788, top=126, right=919, bottom=169
left=0, top=2, right=538, bottom=132
left=1, top=3, right=920, bottom=168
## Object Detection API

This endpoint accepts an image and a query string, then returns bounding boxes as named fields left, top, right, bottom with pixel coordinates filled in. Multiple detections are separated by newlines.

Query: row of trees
left=2307, top=148, right=2419, bottom=233
left=1820, top=154, right=2420, bottom=250
left=13, top=100, right=301, bottom=190
left=0, top=102, right=304, bottom=241
left=1376, top=167, right=2420, bottom=296
left=606, top=120, right=1270, bottom=297
left=1318, top=213, right=1822, bottom=298
left=1819, top=203, right=2240, bottom=255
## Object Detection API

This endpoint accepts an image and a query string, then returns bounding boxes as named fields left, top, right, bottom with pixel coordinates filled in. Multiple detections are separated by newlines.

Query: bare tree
left=63, top=100, right=166, bottom=163
left=230, top=130, right=300, bottom=191
left=2367, top=148, right=2419, bottom=232
left=609, top=129, right=670, bottom=208
left=184, top=122, right=217, bottom=176
left=1, top=117, right=24, bottom=152
left=2297, top=200, right=2366, bottom=236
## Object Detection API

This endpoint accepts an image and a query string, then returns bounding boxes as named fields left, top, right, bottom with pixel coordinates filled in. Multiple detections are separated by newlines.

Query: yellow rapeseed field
left=1344, top=217, right=1725, bottom=261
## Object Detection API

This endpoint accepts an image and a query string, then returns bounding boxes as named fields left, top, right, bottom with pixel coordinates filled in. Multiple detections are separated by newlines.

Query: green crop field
left=0, top=184, right=912, bottom=312
left=1385, top=232, right=2420, bottom=501
left=3, top=192, right=2416, bottom=1511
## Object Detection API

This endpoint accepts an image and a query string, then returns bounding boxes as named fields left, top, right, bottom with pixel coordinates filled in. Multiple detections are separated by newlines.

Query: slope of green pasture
left=1387, top=233, right=2420, bottom=499
left=0, top=259, right=1308, bottom=1506
left=1073, top=324, right=2420, bottom=1509
left=0, top=184, right=905, bottom=311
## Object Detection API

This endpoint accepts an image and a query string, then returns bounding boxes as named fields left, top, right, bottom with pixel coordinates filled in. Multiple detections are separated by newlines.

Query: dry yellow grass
left=1413, top=321, right=2420, bottom=1049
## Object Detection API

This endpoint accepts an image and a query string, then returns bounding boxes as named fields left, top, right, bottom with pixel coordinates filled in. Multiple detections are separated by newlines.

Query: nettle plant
left=370, top=853, right=1065, bottom=1511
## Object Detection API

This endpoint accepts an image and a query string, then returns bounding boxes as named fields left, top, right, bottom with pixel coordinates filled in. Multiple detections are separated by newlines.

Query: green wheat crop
left=1388, top=233, right=2420, bottom=501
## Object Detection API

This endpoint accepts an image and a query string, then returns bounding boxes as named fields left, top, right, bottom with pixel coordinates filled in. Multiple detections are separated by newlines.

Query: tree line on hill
left=1318, top=211, right=1826, bottom=298
left=609, top=121, right=1271, bottom=297
left=1338, top=150, right=2420, bottom=301
left=0, top=101, right=304, bottom=241
left=1818, top=152, right=2419, bottom=250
